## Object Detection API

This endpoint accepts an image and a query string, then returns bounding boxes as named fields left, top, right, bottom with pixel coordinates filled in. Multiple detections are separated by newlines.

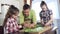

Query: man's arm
left=32, top=10, right=36, bottom=25
left=19, top=11, right=24, bottom=24
left=29, top=10, right=36, bottom=28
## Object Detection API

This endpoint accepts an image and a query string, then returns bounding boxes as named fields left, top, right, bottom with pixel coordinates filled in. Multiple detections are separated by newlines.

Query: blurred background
left=0, top=0, right=60, bottom=34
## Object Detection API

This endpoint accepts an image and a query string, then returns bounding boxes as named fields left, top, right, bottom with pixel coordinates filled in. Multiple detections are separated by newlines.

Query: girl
left=39, top=1, right=53, bottom=34
left=3, top=5, right=22, bottom=34
left=40, top=1, right=53, bottom=27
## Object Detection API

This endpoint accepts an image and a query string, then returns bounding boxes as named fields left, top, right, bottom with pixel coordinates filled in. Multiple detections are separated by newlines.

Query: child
left=3, top=5, right=22, bottom=34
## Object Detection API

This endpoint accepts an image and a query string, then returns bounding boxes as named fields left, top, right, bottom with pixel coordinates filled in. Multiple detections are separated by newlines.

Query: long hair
left=40, top=1, right=48, bottom=10
left=3, top=5, right=19, bottom=27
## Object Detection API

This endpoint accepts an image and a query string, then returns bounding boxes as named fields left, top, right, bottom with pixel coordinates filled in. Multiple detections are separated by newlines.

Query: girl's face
left=12, top=11, right=19, bottom=19
left=41, top=5, right=47, bottom=11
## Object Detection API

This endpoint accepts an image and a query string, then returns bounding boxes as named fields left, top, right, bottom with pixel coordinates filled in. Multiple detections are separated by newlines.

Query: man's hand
left=30, top=24, right=35, bottom=28
left=23, top=22, right=31, bottom=28
left=23, top=23, right=35, bottom=28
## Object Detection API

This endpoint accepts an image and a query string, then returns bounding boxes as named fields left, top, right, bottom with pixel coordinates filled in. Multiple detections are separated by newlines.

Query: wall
left=0, top=0, right=24, bottom=26
left=56, top=0, right=60, bottom=34
left=58, top=0, right=60, bottom=16
left=0, top=2, right=1, bottom=12
left=32, top=0, right=60, bottom=20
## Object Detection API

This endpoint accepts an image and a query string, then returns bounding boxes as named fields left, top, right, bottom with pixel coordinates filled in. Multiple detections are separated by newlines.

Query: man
left=20, top=4, right=36, bottom=28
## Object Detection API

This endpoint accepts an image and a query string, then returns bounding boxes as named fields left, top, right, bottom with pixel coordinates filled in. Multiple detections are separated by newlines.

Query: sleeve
left=49, top=10, right=53, bottom=15
left=31, top=10, right=36, bottom=23
left=5, top=19, right=10, bottom=34
left=19, top=11, right=24, bottom=24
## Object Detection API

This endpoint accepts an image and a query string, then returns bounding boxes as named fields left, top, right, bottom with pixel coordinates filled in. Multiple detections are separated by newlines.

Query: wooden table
left=39, top=26, right=52, bottom=34
left=20, top=26, right=52, bottom=34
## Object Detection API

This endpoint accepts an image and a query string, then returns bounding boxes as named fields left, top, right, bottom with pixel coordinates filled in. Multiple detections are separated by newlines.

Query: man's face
left=41, top=5, right=47, bottom=11
left=23, top=9, right=30, bottom=16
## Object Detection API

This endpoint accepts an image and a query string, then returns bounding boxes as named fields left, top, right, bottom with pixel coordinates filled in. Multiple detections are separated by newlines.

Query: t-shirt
left=19, top=10, right=36, bottom=24
left=39, top=10, right=53, bottom=24
left=5, top=18, right=19, bottom=33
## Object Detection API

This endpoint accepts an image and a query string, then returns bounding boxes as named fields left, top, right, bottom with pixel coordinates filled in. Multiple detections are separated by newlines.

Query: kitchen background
left=0, top=0, right=60, bottom=34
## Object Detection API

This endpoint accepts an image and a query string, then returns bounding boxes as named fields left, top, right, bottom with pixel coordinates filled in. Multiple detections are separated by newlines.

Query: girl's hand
left=41, top=22, right=44, bottom=25
left=45, top=23, right=50, bottom=26
left=18, top=25, right=22, bottom=28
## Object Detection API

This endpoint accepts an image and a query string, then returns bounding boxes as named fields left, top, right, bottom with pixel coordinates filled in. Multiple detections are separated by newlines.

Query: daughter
left=3, top=5, right=22, bottom=34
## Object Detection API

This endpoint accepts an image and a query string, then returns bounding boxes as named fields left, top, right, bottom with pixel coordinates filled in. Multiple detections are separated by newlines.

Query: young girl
left=39, top=1, right=53, bottom=34
left=3, top=5, right=22, bottom=34
left=40, top=1, right=53, bottom=26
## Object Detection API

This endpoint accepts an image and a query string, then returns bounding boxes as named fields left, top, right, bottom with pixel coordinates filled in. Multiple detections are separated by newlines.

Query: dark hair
left=3, top=5, right=19, bottom=27
left=23, top=4, right=30, bottom=10
left=40, top=1, right=48, bottom=9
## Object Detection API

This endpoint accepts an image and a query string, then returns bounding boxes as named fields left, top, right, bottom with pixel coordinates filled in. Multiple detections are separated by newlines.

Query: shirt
left=5, top=18, right=19, bottom=33
left=39, top=10, right=53, bottom=24
left=19, top=10, right=36, bottom=24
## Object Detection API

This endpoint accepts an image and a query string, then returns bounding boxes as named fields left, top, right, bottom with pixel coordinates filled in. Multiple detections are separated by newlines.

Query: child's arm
left=5, top=19, right=10, bottom=34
